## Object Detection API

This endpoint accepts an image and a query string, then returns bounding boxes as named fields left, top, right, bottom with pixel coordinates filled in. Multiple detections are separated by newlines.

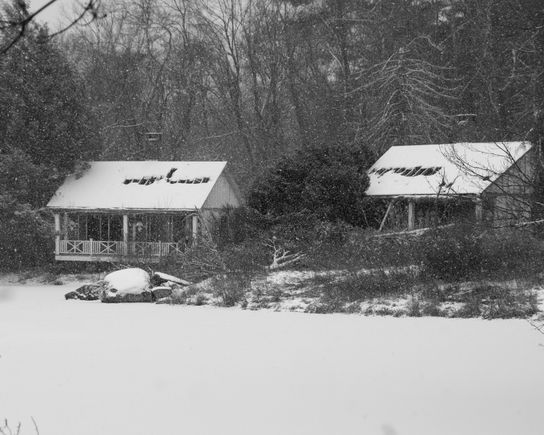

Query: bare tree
left=0, top=0, right=104, bottom=54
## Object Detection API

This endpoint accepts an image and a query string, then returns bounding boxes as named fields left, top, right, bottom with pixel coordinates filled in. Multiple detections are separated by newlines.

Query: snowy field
left=1, top=282, right=544, bottom=435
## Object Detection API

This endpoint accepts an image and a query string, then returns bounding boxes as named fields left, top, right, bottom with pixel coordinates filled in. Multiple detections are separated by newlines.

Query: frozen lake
left=1, top=282, right=544, bottom=435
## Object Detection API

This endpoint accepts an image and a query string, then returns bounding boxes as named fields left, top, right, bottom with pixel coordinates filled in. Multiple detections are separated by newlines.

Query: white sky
left=28, top=0, right=83, bottom=29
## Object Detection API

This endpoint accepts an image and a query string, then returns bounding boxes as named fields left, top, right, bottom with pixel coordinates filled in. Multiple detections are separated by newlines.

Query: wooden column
left=63, top=212, right=69, bottom=240
left=378, top=200, right=394, bottom=232
left=407, top=200, right=415, bottom=230
left=123, top=215, right=129, bottom=255
left=192, top=215, right=199, bottom=244
left=475, top=198, right=483, bottom=222
left=54, top=213, right=60, bottom=255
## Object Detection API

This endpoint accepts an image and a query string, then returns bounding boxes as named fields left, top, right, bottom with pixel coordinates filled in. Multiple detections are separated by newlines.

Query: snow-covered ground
left=1, top=281, right=544, bottom=435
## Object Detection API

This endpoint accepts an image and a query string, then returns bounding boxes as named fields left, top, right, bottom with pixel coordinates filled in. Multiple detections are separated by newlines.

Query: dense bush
left=481, top=289, right=538, bottom=319
left=420, top=225, right=544, bottom=281
left=212, top=206, right=274, bottom=247
left=213, top=207, right=356, bottom=270
left=221, top=240, right=270, bottom=275
left=211, top=273, right=251, bottom=307
left=453, top=285, right=538, bottom=319
left=208, top=205, right=544, bottom=286
left=248, top=144, right=373, bottom=225
left=0, top=198, right=54, bottom=269
left=319, top=269, right=418, bottom=302
left=301, top=226, right=423, bottom=271
left=420, top=224, right=483, bottom=280
left=212, top=210, right=421, bottom=272
left=479, top=230, right=544, bottom=277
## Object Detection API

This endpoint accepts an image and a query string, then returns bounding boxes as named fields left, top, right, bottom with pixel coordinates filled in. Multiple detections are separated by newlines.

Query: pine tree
left=361, top=38, right=457, bottom=153
left=0, top=0, right=99, bottom=267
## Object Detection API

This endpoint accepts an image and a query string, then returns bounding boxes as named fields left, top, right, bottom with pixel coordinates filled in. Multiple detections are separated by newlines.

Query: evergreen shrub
left=248, top=144, right=373, bottom=226
left=0, top=198, right=54, bottom=269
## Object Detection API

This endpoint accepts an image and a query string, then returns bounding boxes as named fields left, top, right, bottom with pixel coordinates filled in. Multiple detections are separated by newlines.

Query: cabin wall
left=481, top=193, right=532, bottom=226
left=484, top=150, right=534, bottom=196
left=483, top=150, right=534, bottom=225
left=202, top=174, right=241, bottom=209
left=199, top=210, right=221, bottom=236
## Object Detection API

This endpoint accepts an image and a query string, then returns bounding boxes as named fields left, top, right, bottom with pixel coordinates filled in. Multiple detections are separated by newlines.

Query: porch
left=378, top=196, right=483, bottom=231
left=53, top=211, right=200, bottom=262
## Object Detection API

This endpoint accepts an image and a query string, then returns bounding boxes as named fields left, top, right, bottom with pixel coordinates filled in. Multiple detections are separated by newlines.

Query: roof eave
left=365, top=193, right=480, bottom=199
left=46, top=206, right=207, bottom=213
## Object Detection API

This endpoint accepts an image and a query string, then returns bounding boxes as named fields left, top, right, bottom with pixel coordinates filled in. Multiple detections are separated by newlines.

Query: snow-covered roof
left=366, top=142, right=532, bottom=197
left=48, top=161, right=237, bottom=211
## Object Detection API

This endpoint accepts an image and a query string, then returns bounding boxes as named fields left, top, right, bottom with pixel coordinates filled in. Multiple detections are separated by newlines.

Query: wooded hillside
left=58, top=0, right=544, bottom=184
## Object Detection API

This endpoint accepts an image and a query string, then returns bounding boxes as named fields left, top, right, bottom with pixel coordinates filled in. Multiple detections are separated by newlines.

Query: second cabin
left=366, top=142, right=534, bottom=230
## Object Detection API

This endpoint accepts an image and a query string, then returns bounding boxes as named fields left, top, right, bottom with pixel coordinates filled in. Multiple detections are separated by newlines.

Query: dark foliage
left=0, top=197, right=53, bottom=268
left=319, top=269, right=418, bottom=303
left=213, top=206, right=358, bottom=269
left=0, top=3, right=99, bottom=269
left=248, top=144, right=372, bottom=225
left=212, top=206, right=275, bottom=247
left=445, top=285, right=538, bottom=319
left=212, top=273, right=251, bottom=307
left=421, top=224, right=484, bottom=281
left=421, top=225, right=544, bottom=281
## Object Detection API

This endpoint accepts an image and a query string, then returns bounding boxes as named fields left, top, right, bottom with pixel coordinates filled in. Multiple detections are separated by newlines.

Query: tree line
left=0, top=0, right=543, bottom=266
left=61, top=0, right=544, bottom=181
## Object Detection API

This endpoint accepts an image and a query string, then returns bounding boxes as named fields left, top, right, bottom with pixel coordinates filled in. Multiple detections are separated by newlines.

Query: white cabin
left=47, top=161, right=242, bottom=262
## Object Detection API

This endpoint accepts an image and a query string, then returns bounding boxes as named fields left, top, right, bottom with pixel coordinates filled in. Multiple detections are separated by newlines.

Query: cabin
left=47, top=161, right=242, bottom=262
left=366, top=142, right=534, bottom=231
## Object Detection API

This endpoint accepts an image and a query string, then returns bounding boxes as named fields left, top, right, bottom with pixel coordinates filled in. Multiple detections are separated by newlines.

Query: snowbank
left=1, top=283, right=544, bottom=435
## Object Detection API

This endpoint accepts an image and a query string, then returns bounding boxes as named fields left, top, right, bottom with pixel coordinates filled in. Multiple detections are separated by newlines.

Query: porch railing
left=58, top=240, right=184, bottom=258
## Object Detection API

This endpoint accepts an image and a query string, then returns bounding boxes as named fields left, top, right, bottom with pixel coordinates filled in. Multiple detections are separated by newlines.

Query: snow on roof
left=47, top=161, right=229, bottom=210
left=366, top=142, right=532, bottom=197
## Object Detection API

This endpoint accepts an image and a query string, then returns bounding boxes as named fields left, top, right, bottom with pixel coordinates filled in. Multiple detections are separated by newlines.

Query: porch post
left=192, top=215, right=199, bottom=244
left=123, top=214, right=129, bottom=255
left=379, top=200, right=394, bottom=232
left=475, top=198, right=483, bottom=222
left=54, top=213, right=60, bottom=255
left=63, top=212, right=69, bottom=240
left=408, top=200, right=415, bottom=230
